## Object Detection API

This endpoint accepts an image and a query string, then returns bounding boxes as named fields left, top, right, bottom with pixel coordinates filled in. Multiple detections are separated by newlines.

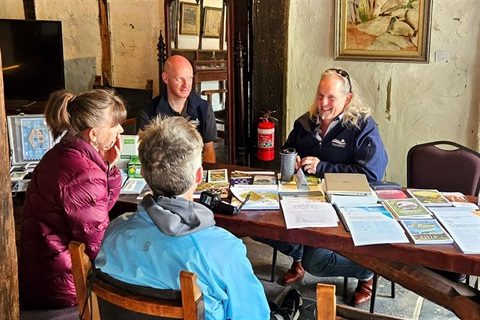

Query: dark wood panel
left=250, top=0, right=289, bottom=170
left=0, top=48, right=20, bottom=320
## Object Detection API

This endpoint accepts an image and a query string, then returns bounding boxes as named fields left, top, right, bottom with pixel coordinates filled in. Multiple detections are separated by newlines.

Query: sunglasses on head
left=327, top=68, right=351, bottom=93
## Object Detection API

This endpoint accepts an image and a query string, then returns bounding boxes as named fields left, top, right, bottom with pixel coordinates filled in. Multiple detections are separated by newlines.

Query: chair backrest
left=316, top=283, right=336, bottom=320
left=69, top=241, right=204, bottom=320
left=93, top=76, right=153, bottom=134
left=407, top=141, right=480, bottom=196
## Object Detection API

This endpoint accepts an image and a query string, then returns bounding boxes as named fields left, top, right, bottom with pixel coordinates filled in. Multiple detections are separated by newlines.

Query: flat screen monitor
left=7, top=114, right=57, bottom=168
left=0, top=19, right=65, bottom=102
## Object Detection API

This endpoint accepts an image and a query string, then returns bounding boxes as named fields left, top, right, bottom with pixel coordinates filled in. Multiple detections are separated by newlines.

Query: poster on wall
left=334, top=0, right=432, bottom=63
left=203, top=7, right=223, bottom=38
left=180, top=2, right=200, bottom=36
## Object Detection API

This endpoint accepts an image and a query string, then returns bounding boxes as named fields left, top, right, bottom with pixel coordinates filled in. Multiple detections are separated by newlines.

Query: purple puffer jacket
left=19, top=137, right=121, bottom=309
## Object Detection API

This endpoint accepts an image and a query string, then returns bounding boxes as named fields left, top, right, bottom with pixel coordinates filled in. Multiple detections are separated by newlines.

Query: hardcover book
left=406, top=189, right=452, bottom=207
left=384, top=198, right=432, bottom=219
left=400, top=219, right=453, bottom=245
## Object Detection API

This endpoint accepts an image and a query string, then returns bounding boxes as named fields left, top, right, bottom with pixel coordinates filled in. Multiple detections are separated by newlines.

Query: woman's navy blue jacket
left=283, top=112, right=388, bottom=182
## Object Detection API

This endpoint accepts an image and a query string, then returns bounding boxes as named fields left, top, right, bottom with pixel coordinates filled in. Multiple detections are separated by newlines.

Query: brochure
left=400, top=219, right=453, bottom=245
left=430, top=207, right=480, bottom=254
left=339, top=204, right=409, bottom=246
left=441, top=192, right=479, bottom=209
left=280, top=198, right=338, bottom=229
left=230, top=184, right=279, bottom=210
left=384, top=198, right=432, bottom=220
left=406, top=189, right=452, bottom=207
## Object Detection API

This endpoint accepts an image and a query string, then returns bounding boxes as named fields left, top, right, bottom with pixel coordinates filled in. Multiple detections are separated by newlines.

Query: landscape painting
left=335, top=0, right=432, bottom=62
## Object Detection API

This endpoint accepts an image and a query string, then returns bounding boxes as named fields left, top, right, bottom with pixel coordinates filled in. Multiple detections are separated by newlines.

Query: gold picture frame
left=180, top=2, right=200, bottom=36
left=203, top=6, right=223, bottom=38
left=334, top=0, right=432, bottom=63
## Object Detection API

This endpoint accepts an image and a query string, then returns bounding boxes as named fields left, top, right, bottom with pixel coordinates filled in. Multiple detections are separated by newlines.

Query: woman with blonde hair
left=262, top=68, right=388, bottom=307
left=19, top=89, right=126, bottom=309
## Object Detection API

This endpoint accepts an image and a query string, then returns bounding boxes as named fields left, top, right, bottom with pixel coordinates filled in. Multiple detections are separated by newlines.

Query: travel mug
left=280, top=148, right=297, bottom=182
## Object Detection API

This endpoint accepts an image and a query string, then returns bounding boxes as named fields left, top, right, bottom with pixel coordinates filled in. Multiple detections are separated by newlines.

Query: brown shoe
left=351, top=278, right=373, bottom=306
left=282, top=261, right=305, bottom=285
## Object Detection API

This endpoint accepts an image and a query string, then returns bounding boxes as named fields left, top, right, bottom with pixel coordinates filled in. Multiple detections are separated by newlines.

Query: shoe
left=351, top=278, right=373, bottom=306
left=277, top=289, right=303, bottom=320
left=282, top=261, right=305, bottom=285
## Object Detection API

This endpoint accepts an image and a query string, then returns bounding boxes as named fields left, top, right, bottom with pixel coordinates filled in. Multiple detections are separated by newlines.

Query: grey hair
left=308, top=69, right=371, bottom=128
left=138, top=116, right=203, bottom=197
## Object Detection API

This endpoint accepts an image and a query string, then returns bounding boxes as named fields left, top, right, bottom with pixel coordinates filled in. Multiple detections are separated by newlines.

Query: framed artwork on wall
left=203, top=6, right=223, bottom=38
left=180, top=2, right=200, bottom=36
left=334, top=0, right=433, bottom=63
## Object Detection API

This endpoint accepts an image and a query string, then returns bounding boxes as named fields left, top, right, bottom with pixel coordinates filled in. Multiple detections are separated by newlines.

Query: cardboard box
left=118, top=135, right=139, bottom=169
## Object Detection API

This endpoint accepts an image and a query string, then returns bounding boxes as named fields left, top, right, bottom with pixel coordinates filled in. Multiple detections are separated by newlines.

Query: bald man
left=137, top=55, right=217, bottom=163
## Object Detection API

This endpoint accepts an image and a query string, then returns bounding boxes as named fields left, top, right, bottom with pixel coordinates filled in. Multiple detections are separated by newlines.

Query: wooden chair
left=201, top=89, right=229, bottom=141
left=407, top=140, right=480, bottom=196
left=93, top=76, right=153, bottom=135
left=316, top=283, right=336, bottom=320
left=69, top=241, right=204, bottom=320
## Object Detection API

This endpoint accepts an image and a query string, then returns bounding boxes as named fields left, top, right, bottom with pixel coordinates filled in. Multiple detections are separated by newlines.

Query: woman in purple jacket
left=19, top=89, right=126, bottom=309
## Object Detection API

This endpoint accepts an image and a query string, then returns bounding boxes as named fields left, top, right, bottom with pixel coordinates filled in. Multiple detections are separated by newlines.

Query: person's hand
left=100, top=135, right=122, bottom=165
left=301, top=156, right=320, bottom=175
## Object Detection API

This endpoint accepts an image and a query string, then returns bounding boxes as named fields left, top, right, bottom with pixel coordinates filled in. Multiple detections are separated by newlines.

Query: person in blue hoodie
left=95, top=116, right=302, bottom=320
left=261, top=68, right=388, bottom=307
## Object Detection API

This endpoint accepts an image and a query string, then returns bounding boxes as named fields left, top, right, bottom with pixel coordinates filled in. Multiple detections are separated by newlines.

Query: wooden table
left=114, top=163, right=480, bottom=319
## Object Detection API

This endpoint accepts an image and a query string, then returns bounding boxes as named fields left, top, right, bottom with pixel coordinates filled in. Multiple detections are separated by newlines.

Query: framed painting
left=334, top=0, right=433, bottom=63
left=203, top=7, right=223, bottom=38
left=180, top=2, right=200, bottom=36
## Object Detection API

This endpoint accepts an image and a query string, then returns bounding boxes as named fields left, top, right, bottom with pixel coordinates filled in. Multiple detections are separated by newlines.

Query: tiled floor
left=243, top=237, right=465, bottom=320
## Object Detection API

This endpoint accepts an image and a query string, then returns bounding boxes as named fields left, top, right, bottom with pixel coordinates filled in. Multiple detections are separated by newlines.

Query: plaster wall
left=0, top=0, right=23, bottom=19
left=0, top=0, right=163, bottom=95
left=287, top=0, right=480, bottom=186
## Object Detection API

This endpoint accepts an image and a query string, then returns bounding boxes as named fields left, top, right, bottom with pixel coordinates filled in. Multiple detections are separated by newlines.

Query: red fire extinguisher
left=257, top=110, right=277, bottom=161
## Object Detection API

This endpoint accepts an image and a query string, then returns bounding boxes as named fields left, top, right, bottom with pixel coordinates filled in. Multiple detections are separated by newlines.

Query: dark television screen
left=0, top=19, right=65, bottom=101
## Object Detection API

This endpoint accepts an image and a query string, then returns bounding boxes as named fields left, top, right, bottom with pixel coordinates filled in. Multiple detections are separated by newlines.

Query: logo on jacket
left=332, top=139, right=346, bottom=148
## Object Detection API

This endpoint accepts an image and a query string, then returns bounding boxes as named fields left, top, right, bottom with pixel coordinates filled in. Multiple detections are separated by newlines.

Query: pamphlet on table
left=194, top=169, right=230, bottom=199
left=406, top=189, right=452, bottom=207
left=280, top=198, right=338, bottom=229
left=384, top=198, right=432, bottom=219
left=400, top=219, right=453, bottom=245
left=429, top=207, right=480, bottom=254
left=338, top=204, right=409, bottom=246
